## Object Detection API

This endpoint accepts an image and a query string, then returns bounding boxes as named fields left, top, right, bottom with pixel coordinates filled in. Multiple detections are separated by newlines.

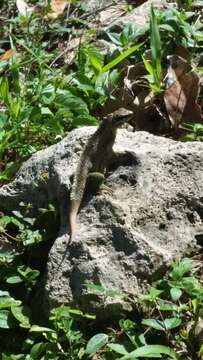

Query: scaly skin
left=69, top=115, right=127, bottom=243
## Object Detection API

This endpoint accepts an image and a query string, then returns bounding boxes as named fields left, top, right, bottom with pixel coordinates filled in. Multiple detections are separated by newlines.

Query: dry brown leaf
left=45, top=0, right=67, bottom=20
left=164, top=55, right=202, bottom=128
left=0, top=49, right=14, bottom=61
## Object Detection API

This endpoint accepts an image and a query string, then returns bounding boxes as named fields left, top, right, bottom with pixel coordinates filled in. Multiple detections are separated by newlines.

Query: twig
left=79, top=0, right=119, bottom=20
left=66, top=1, right=71, bottom=19
left=50, top=34, right=73, bottom=67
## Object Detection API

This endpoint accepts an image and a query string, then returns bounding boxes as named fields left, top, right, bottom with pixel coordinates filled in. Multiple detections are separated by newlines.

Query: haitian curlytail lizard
left=69, top=112, right=132, bottom=243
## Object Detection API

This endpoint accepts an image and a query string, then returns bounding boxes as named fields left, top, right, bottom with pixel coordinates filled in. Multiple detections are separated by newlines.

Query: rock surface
left=84, top=0, right=168, bottom=30
left=1, top=127, right=203, bottom=317
left=0, top=127, right=203, bottom=314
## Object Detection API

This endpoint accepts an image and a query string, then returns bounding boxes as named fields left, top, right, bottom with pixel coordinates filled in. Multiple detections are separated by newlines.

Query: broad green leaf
left=11, top=306, right=30, bottom=328
left=102, top=42, right=144, bottom=73
left=0, top=215, right=22, bottom=232
left=86, top=333, right=108, bottom=355
left=0, top=161, right=22, bottom=181
left=6, top=276, right=23, bottom=284
left=170, top=287, right=182, bottom=301
left=163, top=317, right=182, bottom=329
left=0, top=294, right=21, bottom=309
left=72, top=114, right=98, bottom=127
left=55, top=90, right=89, bottom=115
left=2, top=354, right=27, bottom=360
left=159, top=24, right=175, bottom=32
left=193, top=67, right=203, bottom=73
left=170, top=258, right=194, bottom=281
left=159, top=303, right=179, bottom=312
left=85, top=283, right=106, bottom=293
left=0, top=310, right=15, bottom=329
left=70, top=74, right=94, bottom=93
left=107, top=32, right=122, bottom=46
left=142, top=317, right=181, bottom=331
left=41, top=107, right=53, bottom=116
left=41, top=84, right=55, bottom=105
left=87, top=45, right=104, bottom=72
left=142, top=287, right=163, bottom=301
left=118, top=344, right=179, bottom=359
left=108, top=343, right=128, bottom=355
left=142, top=319, right=165, bottom=331
left=30, top=342, right=50, bottom=358
left=30, top=325, right=55, bottom=333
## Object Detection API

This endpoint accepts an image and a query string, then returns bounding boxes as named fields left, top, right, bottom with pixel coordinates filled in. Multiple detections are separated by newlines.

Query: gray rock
left=87, top=0, right=168, bottom=31
left=1, top=128, right=203, bottom=317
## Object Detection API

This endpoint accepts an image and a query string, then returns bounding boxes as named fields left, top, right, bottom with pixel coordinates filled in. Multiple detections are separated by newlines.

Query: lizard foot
left=96, top=184, right=113, bottom=196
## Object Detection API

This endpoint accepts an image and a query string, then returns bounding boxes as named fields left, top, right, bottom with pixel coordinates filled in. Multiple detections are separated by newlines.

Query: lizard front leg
left=86, top=172, right=113, bottom=196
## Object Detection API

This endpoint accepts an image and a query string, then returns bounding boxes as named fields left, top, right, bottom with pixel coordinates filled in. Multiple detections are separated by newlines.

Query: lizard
left=69, top=110, right=133, bottom=243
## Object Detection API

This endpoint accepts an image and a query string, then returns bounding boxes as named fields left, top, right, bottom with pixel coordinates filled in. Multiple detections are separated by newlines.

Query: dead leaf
left=45, top=0, right=67, bottom=20
left=164, top=55, right=202, bottom=128
left=16, top=0, right=32, bottom=16
left=0, top=49, right=14, bottom=61
left=34, top=5, right=46, bottom=13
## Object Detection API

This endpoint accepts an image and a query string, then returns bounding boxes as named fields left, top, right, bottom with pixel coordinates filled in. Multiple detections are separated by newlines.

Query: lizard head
left=105, top=108, right=134, bottom=128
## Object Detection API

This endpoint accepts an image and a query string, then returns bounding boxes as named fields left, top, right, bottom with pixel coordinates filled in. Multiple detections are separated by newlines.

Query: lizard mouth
left=112, top=115, right=134, bottom=127
left=110, top=108, right=134, bottom=127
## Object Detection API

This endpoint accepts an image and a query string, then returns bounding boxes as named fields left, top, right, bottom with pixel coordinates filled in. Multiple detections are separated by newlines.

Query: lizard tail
left=69, top=199, right=81, bottom=244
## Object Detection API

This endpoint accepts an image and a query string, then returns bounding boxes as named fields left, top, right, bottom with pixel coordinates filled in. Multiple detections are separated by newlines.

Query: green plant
left=142, top=6, right=163, bottom=93
left=181, top=123, right=203, bottom=141
left=176, top=0, right=197, bottom=9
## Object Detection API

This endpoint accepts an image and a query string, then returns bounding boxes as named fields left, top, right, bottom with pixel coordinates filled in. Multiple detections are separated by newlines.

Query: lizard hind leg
left=86, top=172, right=113, bottom=196
left=86, top=172, right=105, bottom=194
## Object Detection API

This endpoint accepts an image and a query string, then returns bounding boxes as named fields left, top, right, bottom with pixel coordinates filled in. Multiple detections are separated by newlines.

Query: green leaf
left=85, top=283, right=106, bottom=294
left=142, top=287, right=163, bottom=301
left=41, top=84, right=55, bottom=105
left=0, top=161, right=22, bottom=181
left=87, top=45, right=104, bottom=72
left=107, top=32, right=122, bottom=46
left=142, top=56, right=154, bottom=77
left=0, top=112, right=7, bottom=129
left=0, top=310, right=15, bottom=329
left=86, top=333, right=108, bottom=355
left=170, top=258, right=194, bottom=281
left=11, top=306, right=30, bottom=328
left=149, top=6, right=162, bottom=88
left=159, top=303, right=179, bottom=312
left=193, top=67, right=203, bottom=73
left=102, top=42, right=144, bottom=73
left=0, top=215, right=22, bottom=232
left=30, top=342, right=54, bottom=359
left=55, top=90, right=89, bottom=115
left=159, top=24, right=175, bottom=32
left=142, top=317, right=181, bottom=331
left=108, top=343, right=128, bottom=355
left=30, top=342, right=45, bottom=358
left=118, top=344, right=179, bottom=359
left=6, top=276, right=23, bottom=284
left=0, top=294, right=21, bottom=309
left=0, top=77, right=9, bottom=103
left=142, top=319, right=165, bottom=331
left=72, top=114, right=98, bottom=127
left=30, top=325, right=55, bottom=333
left=41, top=107, right=53, bottom=116
left=170, top=287, right=182, bottom=301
